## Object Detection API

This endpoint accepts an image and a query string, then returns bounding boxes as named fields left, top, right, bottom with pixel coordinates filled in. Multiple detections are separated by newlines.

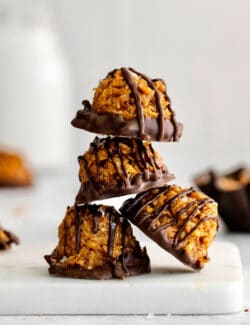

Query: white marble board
left=0, top=241, right=243, bottom=315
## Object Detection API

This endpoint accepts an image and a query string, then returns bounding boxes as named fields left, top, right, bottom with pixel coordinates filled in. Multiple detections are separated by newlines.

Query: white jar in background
left=0, top=0, right=72, bottom=171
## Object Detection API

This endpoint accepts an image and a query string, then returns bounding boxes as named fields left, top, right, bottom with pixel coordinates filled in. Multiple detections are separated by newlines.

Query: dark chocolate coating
left=75, top=136, right=175, bottom=204
left=44, top=204, right=150, bottom=279
left=71, top=67, right=183, bottom=142
left=45, top=249, right=150, bottom=280
left=194, top=166, right=250, bottom=232
left=0, top=227, right=19, bottom=250
left=120, top=185, right=218, bottom=270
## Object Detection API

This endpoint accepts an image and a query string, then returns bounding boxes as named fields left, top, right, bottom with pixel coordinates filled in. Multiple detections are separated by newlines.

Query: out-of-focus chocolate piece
left=71, top=67, right=183, bottom=142
left=0, top=227, right=19, bottom=250
left=194, top=166, right=250, bottom=232
left=193, top=170, right=219, bottom=200
left=120, top=185, right=219, bottom=270
left=75, top=136, right=174, bottom=204
left=44, top=204, right=150, bottom=279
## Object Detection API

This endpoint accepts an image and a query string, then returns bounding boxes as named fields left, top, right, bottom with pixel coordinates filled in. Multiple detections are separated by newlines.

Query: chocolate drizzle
left=107, top=209, right=118, bottom=257
left=153, top=78, right=179, bottom=141
left=75, top=205, right=83, bottom=253
left=120, top=185, right=219, bottom=269
left=76, top=136, right=174, bottom=204
left=71, top=67, right=183, bottom=142
left=129, top=68, right=178, bottom=141
left=74, top=204, right=103, bottom=253
left=73, top=204, right=128, bottom=273
left=121, top=218, right=129, bottom=275
left=147, top=188, right=195, bottom=232
left=172, top=198, right=214, bottom=248
left=103, top=137, right=130, bottom=188
left=117, top=67, right=179, bottom=141
left=120, top=68, right=146, bottom=139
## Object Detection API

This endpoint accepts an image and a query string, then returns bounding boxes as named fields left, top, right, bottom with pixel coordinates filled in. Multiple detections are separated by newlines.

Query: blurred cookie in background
left=0, top=150, right=33, bottom=187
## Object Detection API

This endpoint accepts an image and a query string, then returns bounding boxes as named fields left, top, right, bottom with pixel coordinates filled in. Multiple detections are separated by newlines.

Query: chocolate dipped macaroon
left=120, top=185, right=219, bottom=270
left=0, top=226, right=19, bottom=250
left=45, top=204, right=150, bottom=279
left=71, top=67, right=183, bottom=141
left=0, top=151, right=32, bottom=187
left=75, top=136, right=174, bottom=204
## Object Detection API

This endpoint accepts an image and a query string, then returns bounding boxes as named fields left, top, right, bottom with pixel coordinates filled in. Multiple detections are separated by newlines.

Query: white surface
left=0, top=241, right=243, bottom=315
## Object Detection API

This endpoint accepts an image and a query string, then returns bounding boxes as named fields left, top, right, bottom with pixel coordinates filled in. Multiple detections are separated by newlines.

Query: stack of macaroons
left=45, top=67, right=219, bottom=280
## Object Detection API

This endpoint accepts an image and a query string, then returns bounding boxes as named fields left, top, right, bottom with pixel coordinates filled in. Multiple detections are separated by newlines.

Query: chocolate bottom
left=44, top=248, right=150, bottom=280
left=76, top=170, right=175, bottom=204
left=120, top=185, right=218, bottom=270
left=141, top=227, right=202, bottom=270
left=119, top=211, right=202, bottom=270
left=71, top=109, right=183, bottom=142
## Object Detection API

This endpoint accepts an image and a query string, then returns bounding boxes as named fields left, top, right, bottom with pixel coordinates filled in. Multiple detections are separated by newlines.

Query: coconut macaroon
left=93, top=69, right=171, bottom=120
left=120, top=185, right=219, bottom=270
left=0, top=226, right=19, bottom=250
left=0, top=151, right=32, bottom=187
left=71, top=67, right=183, bottom=141
left=44, top=204, right=150, bottom=279
left=75, top=136, right=174, bottom=203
